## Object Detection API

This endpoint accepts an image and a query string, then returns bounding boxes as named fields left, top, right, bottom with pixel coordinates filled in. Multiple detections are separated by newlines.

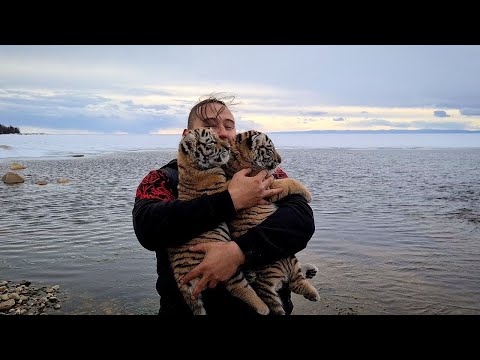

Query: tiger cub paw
left=302, top=263, right=318, bottom=279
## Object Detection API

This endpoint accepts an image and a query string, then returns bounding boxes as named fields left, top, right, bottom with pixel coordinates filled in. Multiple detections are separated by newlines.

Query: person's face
left=186, top=102, right=236, bottom=140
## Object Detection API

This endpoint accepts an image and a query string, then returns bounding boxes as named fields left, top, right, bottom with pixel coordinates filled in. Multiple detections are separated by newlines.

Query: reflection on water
left=1, top=149, right=480, bottom=314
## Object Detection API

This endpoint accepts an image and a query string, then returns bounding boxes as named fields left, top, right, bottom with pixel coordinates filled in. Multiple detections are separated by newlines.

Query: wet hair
left=187, top=93, right=237, bottom=129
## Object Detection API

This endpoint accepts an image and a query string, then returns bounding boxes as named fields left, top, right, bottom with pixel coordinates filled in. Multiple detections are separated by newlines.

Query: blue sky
left=1, top=45, right=480, bottom=134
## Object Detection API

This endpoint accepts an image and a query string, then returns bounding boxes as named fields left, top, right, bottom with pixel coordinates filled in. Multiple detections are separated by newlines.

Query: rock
left=0, top=299, right=16, bottom=312
left=0, top=286, right=6, bottom=292
left=9, top=293, right=20, bottom=300
left=35, top=180, right=48, bottom=186
left=71, top=154, right=84, bottom=157
left=0, top=145, right=13, bottom=150
left=0, top=281, right=8, bottom=286
left=1, top=172, right=25, bottom=184
left=104, top=308, right=114, bottom=315
left=10, top=163, right=26, bottom=170
left=57, top=178, right=70, bottom=184
left=1, top=280, right=65, bottom=315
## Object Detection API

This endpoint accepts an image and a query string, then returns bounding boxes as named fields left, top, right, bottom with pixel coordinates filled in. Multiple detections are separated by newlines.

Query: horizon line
left=5, top=129, right=480, bottom=135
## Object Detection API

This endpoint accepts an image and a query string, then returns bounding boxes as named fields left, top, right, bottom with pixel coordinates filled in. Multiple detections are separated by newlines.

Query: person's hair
left=187, top=93, right=237, bottom=129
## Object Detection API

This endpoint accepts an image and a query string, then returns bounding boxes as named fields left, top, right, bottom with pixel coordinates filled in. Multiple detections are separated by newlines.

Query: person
left=132, top=95, right=315, bottom=315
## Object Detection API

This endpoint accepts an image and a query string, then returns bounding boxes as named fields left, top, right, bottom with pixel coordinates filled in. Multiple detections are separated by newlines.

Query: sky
left=1, top=45, right=480, bottom=134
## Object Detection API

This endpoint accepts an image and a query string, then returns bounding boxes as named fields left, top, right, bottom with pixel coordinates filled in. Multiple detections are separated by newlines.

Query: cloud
left=0, top=89, right=107, bottom=109
left=123, top=88, right=173, bottom=97
left=234, top=116, right=264, bottom=132
left=18, top=126, right=104, bottom=135
left=301, top=111, right=328, bottom=116
left=150, top=128, right=184, bottom=135
left=0, top=89, right=186, bottom=133
left=433, top=110, right=450, bottom=118
left=460, top=108, right=480, bottom=116
left=297, top=117, right=318, bottom=124
left=333, top=117, right=345, bottom=122
left=3, top=45, right=480, bottom=111
left=349, top=119, right=471, bottom=130
left=119, top=100, right=169, bottom=111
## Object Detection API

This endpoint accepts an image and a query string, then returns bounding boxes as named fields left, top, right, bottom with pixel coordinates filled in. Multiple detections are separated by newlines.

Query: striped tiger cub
left=170, top=128, right=269, bottom=315
left=224, top=130, right=320, bottom=315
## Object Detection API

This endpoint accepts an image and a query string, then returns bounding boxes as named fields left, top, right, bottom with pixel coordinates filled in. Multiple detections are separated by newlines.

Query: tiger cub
left=224, top=130, right=320, bottom=315
left=169, top=128, right=269, bottom=315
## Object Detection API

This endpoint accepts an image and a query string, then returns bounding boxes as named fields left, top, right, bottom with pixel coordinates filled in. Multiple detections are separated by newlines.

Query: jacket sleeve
left=233, top=167, right=315, bottom=267
left=132, top=170, right=236, bottom=251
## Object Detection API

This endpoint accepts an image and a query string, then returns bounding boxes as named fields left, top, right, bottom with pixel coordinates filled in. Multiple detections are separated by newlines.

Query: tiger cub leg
left=288, top=257, right=320, bottom=302
left=180, top=279, right=207, bottom=315
left=269, top=178, right=312, bottom=203
left=224, top=271, right=270, bottom=315
left=250, top=265, right=289, bottom=315
left=170, top=248, right=208, bottom=315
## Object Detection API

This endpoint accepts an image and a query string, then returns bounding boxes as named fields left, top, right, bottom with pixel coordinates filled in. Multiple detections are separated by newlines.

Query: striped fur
left=169, top=128, right=269, bottom=315
left=225, top=130, right=320, bottom=315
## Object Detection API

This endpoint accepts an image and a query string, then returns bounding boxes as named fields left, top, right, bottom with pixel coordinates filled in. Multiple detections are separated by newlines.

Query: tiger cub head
left=225, top=130, right=282, bottom=176
left=179, top=127, right=231, bottom=170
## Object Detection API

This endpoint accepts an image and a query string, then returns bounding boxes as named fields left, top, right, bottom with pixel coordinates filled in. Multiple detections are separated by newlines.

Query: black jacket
left=132, top=159, right=315, bottom=315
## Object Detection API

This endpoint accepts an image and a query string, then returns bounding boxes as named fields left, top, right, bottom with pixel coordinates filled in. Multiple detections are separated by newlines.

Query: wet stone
left=0, top=280, right=66, bottom=315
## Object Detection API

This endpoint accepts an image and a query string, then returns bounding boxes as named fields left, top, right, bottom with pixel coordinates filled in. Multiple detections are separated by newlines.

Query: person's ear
left=182, top=128, right=188, bottom=137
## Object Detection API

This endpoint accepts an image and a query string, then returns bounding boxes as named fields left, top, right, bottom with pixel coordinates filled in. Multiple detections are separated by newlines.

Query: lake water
left=1, top=134, right=479, bottom=314
left=1, top=133, right=479, bottom=160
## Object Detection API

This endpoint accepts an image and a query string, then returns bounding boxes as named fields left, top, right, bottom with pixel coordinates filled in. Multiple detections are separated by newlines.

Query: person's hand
left=228, top=169, right=283, bottom=211
left=179, top=241, right=246, bottom=299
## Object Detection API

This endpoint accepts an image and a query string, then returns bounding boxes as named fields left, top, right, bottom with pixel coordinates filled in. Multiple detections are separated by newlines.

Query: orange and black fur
left=224, top=130, right=320, bottom=315
left=168, top=128, right=269, bottom=315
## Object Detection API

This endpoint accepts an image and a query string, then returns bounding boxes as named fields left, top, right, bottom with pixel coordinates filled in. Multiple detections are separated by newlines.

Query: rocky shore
left=0, top=280, right=64, bottom=315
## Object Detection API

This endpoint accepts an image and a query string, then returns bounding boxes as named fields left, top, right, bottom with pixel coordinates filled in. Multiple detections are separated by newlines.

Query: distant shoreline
left=270, top=129, right=480, bottom=134
left=2, top=129, right=480, bottom=135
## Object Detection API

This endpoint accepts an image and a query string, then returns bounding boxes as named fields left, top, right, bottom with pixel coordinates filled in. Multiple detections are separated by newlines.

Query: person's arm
left=233, top=194, right=315, bottom=267
left=233, top=167, right=315, bottom=267
left=132, top=169, right=237, bottom=251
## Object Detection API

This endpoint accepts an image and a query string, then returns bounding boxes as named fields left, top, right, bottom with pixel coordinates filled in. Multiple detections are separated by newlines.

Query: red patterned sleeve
left=273, top=166, right=288, bottom=179
left=135, top=170, right=177, bottom=202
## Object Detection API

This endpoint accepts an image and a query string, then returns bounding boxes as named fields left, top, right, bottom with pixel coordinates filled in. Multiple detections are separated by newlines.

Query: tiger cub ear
left=234, top=132, right=244, bottom=142
left=237, top=130, right=257, bottom=149
left=181, top=132, right=196, bottom=154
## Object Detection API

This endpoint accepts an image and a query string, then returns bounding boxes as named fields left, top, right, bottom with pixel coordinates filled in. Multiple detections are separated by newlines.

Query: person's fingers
left=238, top=168, right=252, bottom=176
left=254, top=170, right=268, bottom=180
left=263, top=174, right=275, bottom=187
left=189, top=244, right=206, bottom=253
left=192, top=277, right=209, bottom=299
left=180, top=267, right=202, bottom=285
left=258, top=199, right=270, bottom=205
left=265, top=187, right=283, bottom=198
left=208, top=280, right=218, bottom=289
